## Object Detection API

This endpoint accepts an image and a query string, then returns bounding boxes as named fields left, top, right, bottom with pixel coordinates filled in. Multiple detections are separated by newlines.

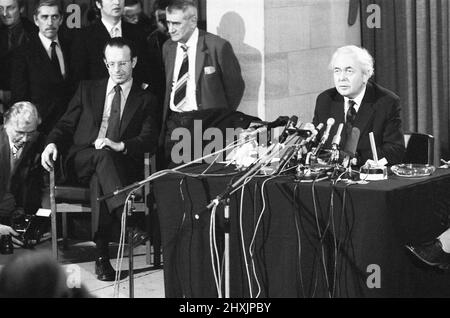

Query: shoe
left=129, top=228, right=150, bottom=248
left=95, top=257, right=118, bottom=281
left=406, top=239, right=450, bottom=269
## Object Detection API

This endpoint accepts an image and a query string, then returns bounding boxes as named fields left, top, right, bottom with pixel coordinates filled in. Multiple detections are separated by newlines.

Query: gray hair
left=4, top=101, right=41, bottom=127
left=329, top=45, right=374, bottom=78
left=166, top=0, right=197, bottom=19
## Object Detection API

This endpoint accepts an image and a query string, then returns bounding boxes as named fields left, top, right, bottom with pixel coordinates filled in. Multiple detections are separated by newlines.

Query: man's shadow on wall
left=217, top=12, right=262, bottom=117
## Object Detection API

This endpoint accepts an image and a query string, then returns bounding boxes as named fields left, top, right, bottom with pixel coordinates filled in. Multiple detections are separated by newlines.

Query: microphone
left=320, top=118, right=335, bottom=145
left=331, top=123, right=344, bottom=148
left=330, top=123, right=344, bottom=163
left=251, top=116, right=290, bottom=130
left=310, top=123, right=324, bottom=144
left=311, top=118, right=335, bottom=156
left=342, top=127, right=361, bottom=168
left=278, top=116, right=298, bottom=143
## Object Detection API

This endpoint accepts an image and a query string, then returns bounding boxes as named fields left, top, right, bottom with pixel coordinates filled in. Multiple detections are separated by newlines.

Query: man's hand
left=0, top=224, right=23, bottom=247
left=94, top=138, right=125, bottom=152
left=41, top=143, right=58, bottom=171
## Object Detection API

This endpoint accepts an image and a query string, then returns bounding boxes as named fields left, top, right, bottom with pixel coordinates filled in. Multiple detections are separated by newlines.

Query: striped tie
left=173, top=44, right=189, bottom=109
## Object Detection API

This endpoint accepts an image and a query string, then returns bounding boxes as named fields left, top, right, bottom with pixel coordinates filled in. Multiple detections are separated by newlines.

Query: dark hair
left=153, top=0, right=171, bottom=11
left=33, top=0, right=63, bottom=16
left=166, top=0, right=197, bottom=12
left=124, top=0, right=141, bottom=6
left=103, top=37, right=137, bottom=59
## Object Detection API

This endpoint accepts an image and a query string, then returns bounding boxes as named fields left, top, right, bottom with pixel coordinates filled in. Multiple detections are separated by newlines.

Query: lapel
left=354, top=83, right=376, bottom=137
left=0, top=128, right=11, bottom=193
left=165, top=40, right=177, bottom=92
left=195, top=31, right=207, bottom=85
left=32, top=34, right=64, bottom=81
left=119, top=82, right=142, bottom=136
left=91, top=79, right=108, bottom=129
left=330, top=93, right=345, bottom=124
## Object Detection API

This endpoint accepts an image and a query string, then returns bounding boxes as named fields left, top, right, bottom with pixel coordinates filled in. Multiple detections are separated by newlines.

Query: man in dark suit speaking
left=312, top=45, right=405, bottom=166
left=41, top=37, right=159, bottom=281
left=160, top=0, right=245, bottom=164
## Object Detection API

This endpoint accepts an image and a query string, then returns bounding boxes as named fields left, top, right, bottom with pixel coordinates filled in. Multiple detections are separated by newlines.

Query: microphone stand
left=205, top=133, right=300, bottom=297
left=97, top=137, right=255, bottom=298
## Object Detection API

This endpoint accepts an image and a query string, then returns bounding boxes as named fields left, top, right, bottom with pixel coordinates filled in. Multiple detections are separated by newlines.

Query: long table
left=153, top=164, right=450, bottom=297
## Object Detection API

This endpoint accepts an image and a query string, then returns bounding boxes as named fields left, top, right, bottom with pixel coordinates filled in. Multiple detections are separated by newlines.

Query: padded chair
left=42, top=153, right=161, bottom=266
left=403, top=132, right=434, bottom=165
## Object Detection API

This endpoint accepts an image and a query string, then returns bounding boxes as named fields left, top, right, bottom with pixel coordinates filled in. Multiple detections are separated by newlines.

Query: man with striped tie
left=160, top=0, right=245, bottom=165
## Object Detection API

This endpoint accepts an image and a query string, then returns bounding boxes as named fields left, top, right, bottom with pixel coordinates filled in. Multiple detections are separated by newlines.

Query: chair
left=43, top=153, right=161, bottom=266
left=403, top=132, right=434, bottom=165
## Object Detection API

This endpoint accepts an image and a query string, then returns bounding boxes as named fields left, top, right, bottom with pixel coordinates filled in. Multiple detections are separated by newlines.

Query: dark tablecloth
left=154, top=164, right=450, bottom=297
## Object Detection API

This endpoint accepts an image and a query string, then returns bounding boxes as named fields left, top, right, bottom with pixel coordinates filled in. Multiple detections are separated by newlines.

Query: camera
left=11, top=214, right=49, bottom=248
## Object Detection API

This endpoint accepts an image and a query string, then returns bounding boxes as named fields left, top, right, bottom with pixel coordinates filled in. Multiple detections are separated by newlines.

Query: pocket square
left=204, top=66, right=215, bottom=75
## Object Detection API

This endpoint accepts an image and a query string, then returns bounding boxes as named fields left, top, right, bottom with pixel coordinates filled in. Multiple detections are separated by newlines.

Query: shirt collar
left=178, top=27, right=199, bottom=50
left=107, top=77, right=133, bottom=98
left=344, top=85, right=367, bottom=110
left=102, top=18, right=122, bottom=35
left=38, top=32, right=59, bottom=51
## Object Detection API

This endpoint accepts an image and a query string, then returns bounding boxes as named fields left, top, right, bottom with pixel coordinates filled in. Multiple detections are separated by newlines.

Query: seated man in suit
left=0, top=101, right=43, bottom=233
left=11, top=0, right=72, bottom=135
left=312, top=45, right=405, bottom=166
left=160, top=0, right=245, bottom=165
left=41, top=37, right=159, bottom=281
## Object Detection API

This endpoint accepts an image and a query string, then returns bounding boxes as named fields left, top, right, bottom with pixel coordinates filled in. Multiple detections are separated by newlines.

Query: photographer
left=0, top=224, right=23, bottom=246
left=0, top=101, right=43, bottom=228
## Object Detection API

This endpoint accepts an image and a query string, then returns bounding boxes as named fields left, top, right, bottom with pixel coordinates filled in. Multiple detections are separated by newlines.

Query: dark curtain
left=359, top=0, right=450, bottom=164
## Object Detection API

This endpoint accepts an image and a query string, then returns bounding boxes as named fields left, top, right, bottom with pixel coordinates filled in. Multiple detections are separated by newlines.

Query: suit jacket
left=312, top=81, right=405, bottom=165
left=46, top=79, right=159, bottom=174
left=0, top=18, right=36, bottom=91
left=69, top=20, right=162, bottom=95
left=160, top=30, right=245, bottom=143
left=11, top=32, right=72, bottom=134
left=0, top=127, right=43, bottom=214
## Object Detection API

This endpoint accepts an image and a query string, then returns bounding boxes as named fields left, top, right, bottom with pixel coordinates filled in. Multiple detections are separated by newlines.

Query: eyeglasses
left=105, top=60, right=132, bottom=69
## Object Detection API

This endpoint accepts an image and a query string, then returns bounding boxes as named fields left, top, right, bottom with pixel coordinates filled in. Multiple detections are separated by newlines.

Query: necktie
left=11, top=145, right=19, bottom=159
left=111, top=26, right=119, bottom=38
left=50, top=41, right=62, bottom=76
left=106, top=85, right=122, bottom=142
left=346, top=100, right=357, bottom=126
left=173, top=44, right=189, bottom=109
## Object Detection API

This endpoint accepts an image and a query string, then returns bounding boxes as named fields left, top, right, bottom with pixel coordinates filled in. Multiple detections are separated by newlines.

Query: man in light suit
left=0, top=101, right=42, bottom=243
left=41, top=37, right=159, bottom=281
left=312, top=45, right=405, bottom=166
left=11, top=0, right=72, bottom=135
left=160, top=0, right=245, bottom=164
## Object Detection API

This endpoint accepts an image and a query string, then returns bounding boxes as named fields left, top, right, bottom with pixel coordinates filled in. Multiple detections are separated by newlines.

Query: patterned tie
left=106, top=85, right=122, bottom=142
left=173, top=44, right=189, bottom=109
left=111, top=26, right=119, bottom=38
left=11, top=144, right=19, bottom=159
left=50, top=41, right=62, bottom=76
left=346, top=99, right=357, bottom=126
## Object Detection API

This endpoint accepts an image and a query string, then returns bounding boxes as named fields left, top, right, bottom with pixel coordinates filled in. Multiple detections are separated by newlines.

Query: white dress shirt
left=170, top=28, right=199, bottom=112
left=102, top=18, right=122, bottom=38
left=97, top=78, right=133, bottom=139
left=344, top=85, right=367, bottom=122
left=38, top=32, right=66, bottom=77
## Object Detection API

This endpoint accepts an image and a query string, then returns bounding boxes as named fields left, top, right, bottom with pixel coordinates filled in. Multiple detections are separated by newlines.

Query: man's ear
left=131, top=56, right=138, bottom=68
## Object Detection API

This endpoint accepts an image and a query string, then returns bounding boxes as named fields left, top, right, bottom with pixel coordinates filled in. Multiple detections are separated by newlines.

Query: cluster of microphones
left=249, top=115, right=361, bottom=179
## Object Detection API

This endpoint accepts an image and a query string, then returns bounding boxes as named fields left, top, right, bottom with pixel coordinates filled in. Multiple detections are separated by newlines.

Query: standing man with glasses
left=11, top=0, right=72, bottom=135
left=41, top=37, right=159, bottom=281
left=160, top=0, right=245, bottom=165
left=0, top=101, right=42, bottom=235
left=312, top=45, right=405, bottom=166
